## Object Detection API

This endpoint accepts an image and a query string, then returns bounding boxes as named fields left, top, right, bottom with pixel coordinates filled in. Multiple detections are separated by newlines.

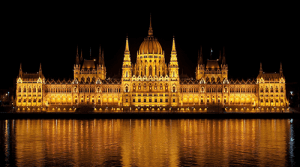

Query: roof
left=258, top=73, right=284, bottom=81
left=82, top=60, right=96, bottom=69
left=21, top=73, right=44, bottom=81
left=139, top=37, right=162, bottom=54
left=206, top=60, right=220, bottom=69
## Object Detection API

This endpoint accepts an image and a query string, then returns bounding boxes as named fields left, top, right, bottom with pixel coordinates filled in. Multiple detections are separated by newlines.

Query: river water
left=0, top=119, right=299, bottom=166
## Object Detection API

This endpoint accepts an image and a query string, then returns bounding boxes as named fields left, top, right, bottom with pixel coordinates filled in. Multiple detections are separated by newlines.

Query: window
left=149, top=99, right=152, bottom=102
left=144, top=99, right=146, bottom=102
left=138, top=99, right=141, bottom=102
left=173, top=99, right=175, bottom=102
left=155, top=99, right=157, bottom=102
left=160, top=99, right=163, bottom=102
left=133, top=99, right=135, bottom=102
left=126, top=99, right=128, bottom=102
left=165, top=99, right=168, bottom=102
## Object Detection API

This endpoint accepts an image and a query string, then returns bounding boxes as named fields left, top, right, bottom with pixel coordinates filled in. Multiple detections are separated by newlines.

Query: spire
left=171, top=36, right=176, bottom=52
left=124, top=36, right=130, bottom=54
left=80, top=49, right=83, bottom=62
left=198, top=46, right=203, bottom=64
left=39, top=63, right=42, bottom=75
left=123, top=37, right=131, bottom=66
left=259, top=62, right=263, bottom=74
left=280, top=62, right=283, bottom=74
left=98, top=45, right=102, bottom=64
left=170, top=36, right=178, bottom=66
left=76, top=45, right=79, bottom=64
left=222, top=46, right=226, bottom=64
left=210, top=47, right=213, bottom=59
left=101, top=50, right=105, bottom=65
left=90, top=47, right=92, bottom=59
left=148, top=13, right=153, bottom=37
left=19, top=63, right=22, bottom=77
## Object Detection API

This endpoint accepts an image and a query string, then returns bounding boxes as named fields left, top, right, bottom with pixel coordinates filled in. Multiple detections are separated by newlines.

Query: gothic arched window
left=270, top=86, right=273, bottom=93
left=149, top=66, right=152, bottom=76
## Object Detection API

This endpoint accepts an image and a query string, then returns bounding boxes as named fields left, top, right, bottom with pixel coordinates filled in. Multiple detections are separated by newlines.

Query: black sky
left=1, top=3, right=299, bottom=90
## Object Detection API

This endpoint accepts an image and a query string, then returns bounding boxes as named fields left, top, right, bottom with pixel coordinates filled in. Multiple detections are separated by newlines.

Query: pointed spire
left=280, top=62, right=283, bottom=73
left=80, top=49, right=83, bottom=62
left=76, top=45, right=79, bottom=56
left=259, top=62, right=263, bottom=74
left=172, top=36, right=176, bottom=52
left=198, top=46, right=203, bottom=65
left=210, top=47, right=213, bottom=59
left=90, top=47, right=92, bottom=59
left=39, top=63, right=42, bottom=75
left=98, top=45, right=102, bottom=65
left=222, top=47, right=226, bottom=64
left=148, top=13, right=153, bottom=37
left=19, top=63, right=22, bottom=77
left=124, top=36, right=130, bottom=54
left=101, top=50, right=105, bottom=65
left=76, top=45, right=80, bottom=64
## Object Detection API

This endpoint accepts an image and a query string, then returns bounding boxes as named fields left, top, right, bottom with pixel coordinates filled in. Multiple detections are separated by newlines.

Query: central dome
left=138, top=14, right=162, bottom=54
left=139, top=37, right=162, bottom=54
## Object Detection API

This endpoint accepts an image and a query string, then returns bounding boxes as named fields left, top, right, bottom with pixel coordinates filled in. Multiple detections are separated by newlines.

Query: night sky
left=1, top=3, right=299, bottom=90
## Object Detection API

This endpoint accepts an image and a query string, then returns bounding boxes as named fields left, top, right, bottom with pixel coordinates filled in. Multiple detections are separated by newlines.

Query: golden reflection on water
left=10, top=119, right=290, bottom=166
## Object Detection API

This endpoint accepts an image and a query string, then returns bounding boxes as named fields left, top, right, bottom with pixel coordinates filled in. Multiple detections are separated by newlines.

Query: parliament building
left=15, top=17, right=289, bottom=113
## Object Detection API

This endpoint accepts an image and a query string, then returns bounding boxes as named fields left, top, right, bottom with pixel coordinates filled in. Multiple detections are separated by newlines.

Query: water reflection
left=0, top=119, right=298, bottom=166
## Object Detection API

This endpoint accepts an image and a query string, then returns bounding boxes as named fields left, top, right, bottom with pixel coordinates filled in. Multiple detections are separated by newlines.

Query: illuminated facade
left=15, top=17, right=289, bottom=112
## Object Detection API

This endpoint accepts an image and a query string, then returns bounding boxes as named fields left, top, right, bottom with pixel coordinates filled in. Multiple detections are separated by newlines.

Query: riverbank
left=1, top=112, right=300, bottom=119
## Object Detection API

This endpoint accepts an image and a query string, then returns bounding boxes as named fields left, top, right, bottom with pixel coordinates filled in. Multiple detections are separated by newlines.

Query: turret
left=222, top=46, right=226, bottom=65
left=19, top=63, right=22, bottom=78
left=76, top=45, right=80, bottom=64
left=122, top=36, right=132, bottom=79
left=169, top=36, right=179, bottom=79
left=259, top=62, right=263, bottom=74
left=101, top=50, right=105, bottom=65
left=98, top=45, right=102, bottom=65
left=80, top=49, right=83, bottom=62
left=39, top=63, right=42, bottom=76
left=89, top=47, right=92, bottom=59
left=196, top=46, right=205, bottom=80
left=221, top=47, right=228, bottom=79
